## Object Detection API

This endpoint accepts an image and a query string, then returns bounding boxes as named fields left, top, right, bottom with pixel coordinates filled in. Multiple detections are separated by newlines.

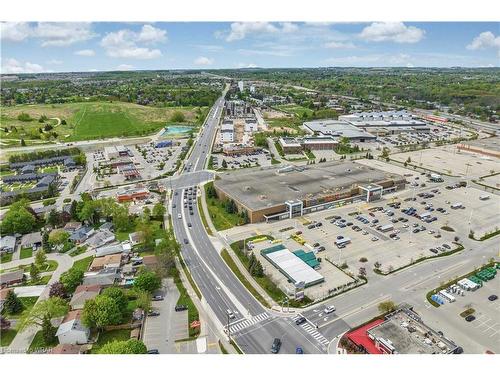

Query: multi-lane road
left=167, top=91, right=499, bottom=354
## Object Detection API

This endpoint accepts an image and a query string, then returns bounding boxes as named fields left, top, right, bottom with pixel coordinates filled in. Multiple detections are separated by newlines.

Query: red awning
left=346, top=319, right=384, bottom=354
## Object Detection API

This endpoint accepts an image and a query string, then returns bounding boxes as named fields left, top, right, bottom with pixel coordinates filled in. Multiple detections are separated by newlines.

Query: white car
left=324, top=305, right=336, bottom=314
left=371, top=237, right=379, bottom=241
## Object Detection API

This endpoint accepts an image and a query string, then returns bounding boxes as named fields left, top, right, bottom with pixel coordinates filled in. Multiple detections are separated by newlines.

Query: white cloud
left=101, top=25, right=166, bottom=59
left=237, top=63, right=258, bottom=68
left=467, top=31, right=500, bottom=54
left=193, top=56, right=214, bottom=66
left=1, top=22, right=96, bottom=47
left=75, top=49, right=95, bottom=57
left=115, top=64, right=135, bottom=71
left=222, top=22, right=300, bottom=42
left=359, top=22, right=425, bottom=43
left=35, top=23, right=96, bottom=47
left=324, top=41, right=356, bottom=49
left=1, top=58, right=45, bottom=74
left=47, top=59, right=63, bottom=65
left=0, top=22, right=31, bottom=42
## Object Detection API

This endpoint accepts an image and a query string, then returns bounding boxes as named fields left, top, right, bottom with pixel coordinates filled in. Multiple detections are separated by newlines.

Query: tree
left=111, top=204, right=132, bottom=232
left=134, top=290, right=152, bottom=312
left=47, top=209, right=61, bottom=227
left=152, top=203, right=166, bottom=219
left=42, top=232, right=51, bottom=253
left=378, top=300, right=397, bottom=315
left=98, top=339, right=147, bottom=354
left=134, top=270, right=161, bottom=293
left=170, top=111, right=185, bottom=123
left=60, top=268, right=84, bottom=293
left=21, top=138, right=26, bottom=147
left=1, top=199, right=37, bottom=235
left=18, top=297, right=69, bottom=345
left=1, top=316, right=11, bottom=331
left=82, top=295, right=122, bottom=330
left=101, top=287, right=128, bottom=314
left=48, top=229, right=70, bottom=250
left=3, top=290, right=23, bottom=315
left=49, top=281, right=66, bottom=299
left=35, top=249, right=47, bottom=269
left=221, top=159, right=228, bottom=169
left=61, top=119, right=67, bottom=125
left=30, top=263, right=40, bottom=283
left=136, top=220, right=154, bottom=251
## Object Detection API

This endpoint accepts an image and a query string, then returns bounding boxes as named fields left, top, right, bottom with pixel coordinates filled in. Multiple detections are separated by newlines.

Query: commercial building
left=104, top=145, right=130, bottom=160
left=457, top=137, right=500, bottom=158
left=303, top=120, right=377, bottom=142
left=116, top=187, right=149, bottom=203
left=278, top=136, right=338, bottom=154
left=214, top=160, right=405, bottom=223
left=260, top=244, right=324, bottom=288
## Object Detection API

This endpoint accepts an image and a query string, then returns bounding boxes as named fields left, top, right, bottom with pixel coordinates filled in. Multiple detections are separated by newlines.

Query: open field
left=275, top=104, right=314, bottom=118
left=1, top=102, right=205, bottom=142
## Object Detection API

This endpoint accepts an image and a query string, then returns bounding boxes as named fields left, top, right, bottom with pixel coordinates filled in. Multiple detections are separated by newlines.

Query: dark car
left=488, top=295, right=498, bottom=301
left=295, top=316, right=306, bottom=325
left=183, top=238, right=189, bottom=245
left=465, top=315, right=476, bottom=322
left=147, top=349, right=160, bottom=354
left=315, top=222, right=323, bottom=227
left=175, top=305, right=188, bottom=312
left=296, top=347, right=304, bottom=354
left=148, top=310, right=160, bottom=317
left=271, top=338, right=282, bottom=354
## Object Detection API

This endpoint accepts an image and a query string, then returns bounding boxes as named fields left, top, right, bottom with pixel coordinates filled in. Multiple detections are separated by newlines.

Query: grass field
left=204, top=182, right=247, bottom=231
left=72, top=256, right=94, bottom=273
left=20, top=247, right=33, bottom=259
left=1, top=102, right=205, bottom=142
left=28, top=330, right=57, bottom=353
left=276, top=104, right=314, bottom=118
left=0, top=329, right=17, bottom=347
left=90, top=329, right=132, bottom=354
left=1, top=253, right=13, bottom=264
left=2, top=296, right=39, bottom=319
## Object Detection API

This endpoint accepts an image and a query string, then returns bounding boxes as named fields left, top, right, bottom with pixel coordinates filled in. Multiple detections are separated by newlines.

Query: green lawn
left=20, top=248, right=33, bottom=259
left=2, top=296, right=38, bottom=319
left=22, top=275, right=52, bottom=287
left=0, top=329, right=17, bottom=347
left=197, top=196, right=213, bottom=236
left=204, top=183, right=247, bottom=231
left=70, top=246, right=87, bottom=257
left=40, top=260, right=58, bottom=272
left=1, top=253, right=13, bottom=264
left=276, top=104, right=314, bottom=118
left=28, top=330, right=57, bottom=353
left=38, top=166, right=59, bottom=174
left=1, top=102, right=203, bottom=142
left=90, top=329, right=132, bottom=354
left=72, top=256, right=94, bottom=273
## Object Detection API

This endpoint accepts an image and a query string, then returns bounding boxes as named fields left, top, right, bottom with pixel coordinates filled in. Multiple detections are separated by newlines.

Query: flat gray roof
left=214, top=160, right=404, bottom=211
left=303, top=120, right=376, bottom=139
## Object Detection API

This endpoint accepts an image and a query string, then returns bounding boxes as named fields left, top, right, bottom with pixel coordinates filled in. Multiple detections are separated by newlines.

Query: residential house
left=20, top=232, right=42, bottom=249
left=83, top=267, right=120, bottom=286
left=128, top=231, right=143, bottom=246
left=69, top=226, right=95, bottom=244
left=85, top=229, right=115, bottom=249
left=99, top=222, right=114, bottom=232
left=95, top=243, right=128, bottom=258
left=69, top=284, right=102, bottom=310
left=0, top=269, right=25, bottom=287
left=0, top=236, right=16, bottom=254
left=88, top=254, right=122, bottom=272
left=55, top=310, right=90, bottom=345
left=63, top=221, right=83, bottom=233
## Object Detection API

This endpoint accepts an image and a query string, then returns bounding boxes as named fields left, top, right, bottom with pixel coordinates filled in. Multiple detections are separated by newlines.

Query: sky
left=1, top=22, right=499, bottom=73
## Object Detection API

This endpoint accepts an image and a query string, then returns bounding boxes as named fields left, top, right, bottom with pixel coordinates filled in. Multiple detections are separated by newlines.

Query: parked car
left=175, top=305, right=188, bottom=312
left=147, top=349, right=160, bottom=354
left=148, top=310, right=160, bottom=317
left=465, top=315, right=476, bottom=322
left=152, top=295, right=164, bottom=301
left=488, top=295, right=498, bottom=301
left=295, top=347, right=304, bottom=354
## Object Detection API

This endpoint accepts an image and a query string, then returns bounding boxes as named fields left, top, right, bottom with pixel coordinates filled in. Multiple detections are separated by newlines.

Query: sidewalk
left=199, top=183, right=277, bottom=309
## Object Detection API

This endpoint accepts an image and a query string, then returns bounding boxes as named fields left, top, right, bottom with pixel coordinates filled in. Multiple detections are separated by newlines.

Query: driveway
left=142, top=278, right=190, bottom=353
left=13, top=285, right=45, bottom=298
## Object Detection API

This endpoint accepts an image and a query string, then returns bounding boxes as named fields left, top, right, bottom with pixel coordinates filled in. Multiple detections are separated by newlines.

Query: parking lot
left=391, top=145, right=499, bottom=178
left=423, top=275, right=500, bottom=354
left=212, top=149, right=273, bottom=170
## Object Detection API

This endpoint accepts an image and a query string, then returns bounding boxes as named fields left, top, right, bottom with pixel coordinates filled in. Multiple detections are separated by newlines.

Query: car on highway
left=271, top=338, right=282, bottom=354
left=324, top=305, right=336, bottom=314
left=295, top=316, right=306, bottom=325
left=295, top=347, right=304, bottom=354
left=488, top=295, right=498, bottom=301
left=188, top=223, right=192, bottom=228
left=175, top=305, right=188, bottom=312
left=183, top=238, right=189, bottom=244
left=177, top=213, right=182, bottom=219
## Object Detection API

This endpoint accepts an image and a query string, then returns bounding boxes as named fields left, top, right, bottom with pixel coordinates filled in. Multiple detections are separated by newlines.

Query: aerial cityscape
left=0, top=18, right=499, bottom=360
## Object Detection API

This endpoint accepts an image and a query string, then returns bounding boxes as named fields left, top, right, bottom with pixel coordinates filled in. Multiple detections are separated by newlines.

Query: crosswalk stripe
left=227, top=312, right=270, bottom=333
left=299, top=323, right=330, bottom=345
